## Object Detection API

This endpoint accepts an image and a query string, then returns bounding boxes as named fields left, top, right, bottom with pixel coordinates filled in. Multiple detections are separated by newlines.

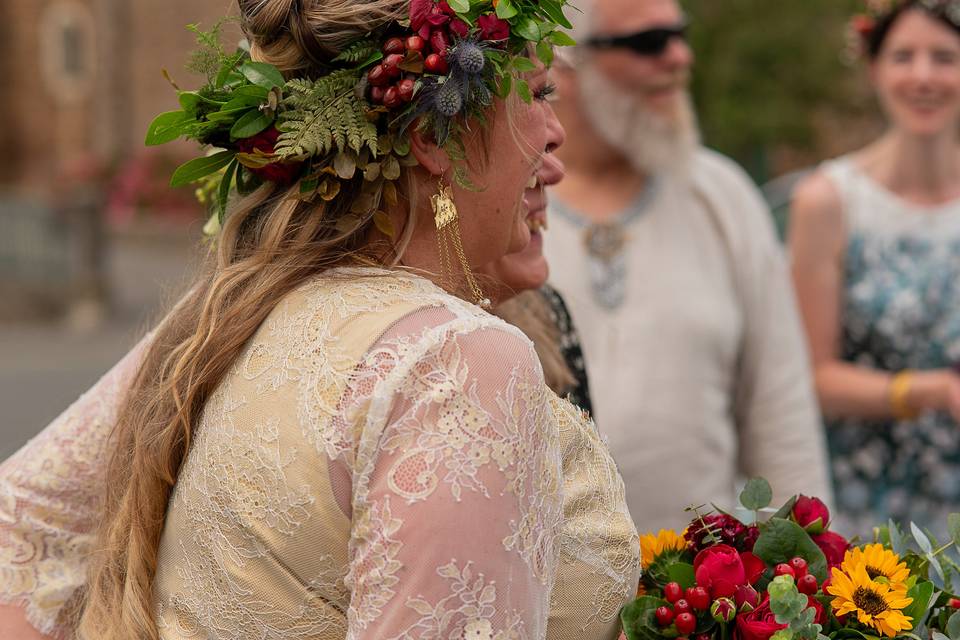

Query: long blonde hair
left=77, top=3, right=413, bottom=638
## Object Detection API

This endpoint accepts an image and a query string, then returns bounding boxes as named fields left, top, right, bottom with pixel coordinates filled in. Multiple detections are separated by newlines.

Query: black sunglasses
left=585, top=23, right=688, bottom=56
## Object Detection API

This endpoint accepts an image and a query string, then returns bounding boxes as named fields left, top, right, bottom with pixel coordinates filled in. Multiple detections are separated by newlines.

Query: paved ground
left=0, top=228, right=198, bottom=458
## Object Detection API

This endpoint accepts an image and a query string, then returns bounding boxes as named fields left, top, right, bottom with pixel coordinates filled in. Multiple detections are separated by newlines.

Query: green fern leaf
left=332, top=40, right=379, bottom=64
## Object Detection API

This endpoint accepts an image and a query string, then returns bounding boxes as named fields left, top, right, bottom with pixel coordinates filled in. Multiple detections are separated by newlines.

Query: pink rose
left=694, top=544, right=747, bottom=599
left=477, top=14, right=510, bottom=41
left=810, top=530, right=849, bottom=569
left=791, top=496, right=830, bottom=534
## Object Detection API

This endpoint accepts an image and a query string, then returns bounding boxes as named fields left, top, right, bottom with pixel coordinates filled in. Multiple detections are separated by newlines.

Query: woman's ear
left=409, top=127, right=452, bottom=176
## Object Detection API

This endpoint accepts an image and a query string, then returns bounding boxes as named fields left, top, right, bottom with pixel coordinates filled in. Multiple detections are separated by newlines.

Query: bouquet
left=621, top=479, right=960, bottom=640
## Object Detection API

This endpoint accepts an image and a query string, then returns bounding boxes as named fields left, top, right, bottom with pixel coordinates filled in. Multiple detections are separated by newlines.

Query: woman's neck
left=863, top=129, right=960, bottom=203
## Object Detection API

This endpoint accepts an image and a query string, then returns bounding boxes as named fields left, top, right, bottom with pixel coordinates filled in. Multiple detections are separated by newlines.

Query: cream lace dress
left=0, top=268, right=639, bottom=640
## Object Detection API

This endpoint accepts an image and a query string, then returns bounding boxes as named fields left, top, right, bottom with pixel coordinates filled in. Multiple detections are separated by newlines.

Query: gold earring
left=432, top=181, right=490, bottom=308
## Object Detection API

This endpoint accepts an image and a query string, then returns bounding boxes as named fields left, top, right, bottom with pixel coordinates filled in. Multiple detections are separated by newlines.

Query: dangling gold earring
left=432, top=180, right=490, bottom=308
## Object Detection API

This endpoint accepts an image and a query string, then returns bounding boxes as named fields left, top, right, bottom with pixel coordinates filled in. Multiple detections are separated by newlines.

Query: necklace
left=552, top=177, right=660, bottom=310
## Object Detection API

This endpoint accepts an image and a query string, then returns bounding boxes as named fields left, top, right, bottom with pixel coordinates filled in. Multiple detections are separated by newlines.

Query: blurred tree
left=684, top=0, right=867, bottom=180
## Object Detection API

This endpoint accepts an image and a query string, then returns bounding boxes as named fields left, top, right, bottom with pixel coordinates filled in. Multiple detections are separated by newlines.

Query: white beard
left=578, top=66, right=701, bottom=181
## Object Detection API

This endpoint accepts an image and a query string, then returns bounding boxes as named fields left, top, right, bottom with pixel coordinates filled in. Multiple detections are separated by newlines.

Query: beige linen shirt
left=544, top=148, right=833, bottom=532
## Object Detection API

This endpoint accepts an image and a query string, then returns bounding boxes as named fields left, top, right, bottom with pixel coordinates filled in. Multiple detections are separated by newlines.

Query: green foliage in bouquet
left=622, top=478, right=960, bottom=640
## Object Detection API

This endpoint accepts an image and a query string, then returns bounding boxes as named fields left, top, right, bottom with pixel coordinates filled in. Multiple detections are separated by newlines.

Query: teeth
left=527, top=175, right=538, bottom=189
left=527, top=219, right=545, bottom=233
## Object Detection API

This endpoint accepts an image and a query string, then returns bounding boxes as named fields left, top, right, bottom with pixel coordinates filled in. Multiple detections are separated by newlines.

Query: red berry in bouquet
left=773, top=563, right=795, bottom=578
left=382, top=37, right=405, bottom=55
left=429, top=29, right=451, bottom=56
left=405, top=35, right=426, bottom=54
left=687, top=586, right=710, bottom=611
left=383, top=53, right=405, bottom=78
left=382, top=86, right=403, bottom=109
left=424, top=53, right=449, bottom=74
left=694, top=634, right=713, bottom=640
left=797, top=574, right=818, bottom=595
left=791, top=495, right=830, bottom=534
left=655, top=606, right=675, bottom=627
left=789, top=557, right=808, bottom=578
left=367, top=64, right=390, bottom=87
left=676, top=612, right=697, bottom=635
left=949, top=598, right=960, bottom=609
left=674, top=599, right=692, bottom=615
left=664, top=582, right=683, bottom=604
left=397, top=78, right=416, bottom=103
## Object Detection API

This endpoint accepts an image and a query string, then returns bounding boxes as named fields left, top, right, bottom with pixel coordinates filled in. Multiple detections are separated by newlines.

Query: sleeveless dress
left=823, top=157, right=960, bottom=537
left=0, top=267, right=639, bottom=640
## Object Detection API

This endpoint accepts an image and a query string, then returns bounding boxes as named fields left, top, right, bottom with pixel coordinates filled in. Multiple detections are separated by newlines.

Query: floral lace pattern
left=0, top=268, right=640, bottom=640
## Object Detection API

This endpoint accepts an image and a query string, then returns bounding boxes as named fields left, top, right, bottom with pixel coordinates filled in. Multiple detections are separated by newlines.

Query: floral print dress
left=823, top=157, right=960, bottom=538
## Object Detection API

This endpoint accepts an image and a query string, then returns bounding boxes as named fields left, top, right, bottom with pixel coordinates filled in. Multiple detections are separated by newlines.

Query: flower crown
left=846, top=0, right=960, bottom=60
left=146, top=0, right=574, bottom=236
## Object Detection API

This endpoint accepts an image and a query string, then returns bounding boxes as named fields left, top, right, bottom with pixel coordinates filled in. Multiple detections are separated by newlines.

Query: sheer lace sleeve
left=345, top=312, right=564, bottom=640
left=0, top=334, right=149, bottom=636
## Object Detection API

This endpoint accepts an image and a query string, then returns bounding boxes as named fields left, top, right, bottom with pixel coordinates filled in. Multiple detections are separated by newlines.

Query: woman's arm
left=0, top=605, right=53, bottom=640
left=788, top=172, right=960, bottom=420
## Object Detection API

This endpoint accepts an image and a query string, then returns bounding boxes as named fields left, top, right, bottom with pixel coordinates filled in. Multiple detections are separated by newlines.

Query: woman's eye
left=890, top=50, right=913, bottom=63
left=534, top=83, right=557, bottom=102
left=933, top=49, right=960, bottom=65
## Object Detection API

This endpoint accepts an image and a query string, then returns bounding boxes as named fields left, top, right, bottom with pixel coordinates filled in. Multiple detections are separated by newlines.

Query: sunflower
left=827, top=563, right=914, bottom=637
left=841, top=544, right=911, bottom=587
left=639, top=529, right=687, bottom=570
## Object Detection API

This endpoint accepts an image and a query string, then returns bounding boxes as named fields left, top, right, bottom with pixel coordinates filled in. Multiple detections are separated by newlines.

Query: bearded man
left=544, top=0, right=833, bottom=530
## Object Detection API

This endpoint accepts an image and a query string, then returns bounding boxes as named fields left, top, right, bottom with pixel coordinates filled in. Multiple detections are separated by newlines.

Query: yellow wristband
left=889, top=371, right=919, bottom=420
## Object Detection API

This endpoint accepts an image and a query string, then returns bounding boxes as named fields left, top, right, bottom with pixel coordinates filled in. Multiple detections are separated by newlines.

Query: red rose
left=236, top=127, right=301, bottom=184
left=740, top=552, right=766, bottom=585
left=810, top=530, right=849, bottom=569
left=410, top=0, right=451, bottom=38
left=736, top=596, right=824, bottom=640
left=694, top=545, right=746, bottom=599
left=791, top=496, right=830, bottom=534
left=477, top=14, right=510, bottom=41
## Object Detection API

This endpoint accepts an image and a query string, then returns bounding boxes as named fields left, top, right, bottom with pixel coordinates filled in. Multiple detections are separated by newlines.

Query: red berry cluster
left=773, top=557, right=819, bottom=595
left=656, top=583, right=711, bottom=637
left=367, top=36, right=436, bottom=108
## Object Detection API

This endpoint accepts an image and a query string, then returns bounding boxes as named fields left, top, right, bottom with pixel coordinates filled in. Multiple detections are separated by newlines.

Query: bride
left=1, top=0, right=639, bottom=639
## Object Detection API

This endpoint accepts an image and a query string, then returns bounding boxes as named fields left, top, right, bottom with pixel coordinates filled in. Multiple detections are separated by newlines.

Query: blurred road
left=0, top=227, right=198, bottom=458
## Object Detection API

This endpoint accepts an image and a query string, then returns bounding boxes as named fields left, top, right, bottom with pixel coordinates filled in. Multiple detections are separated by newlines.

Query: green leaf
left=946, top=611, right=960, bottom=640
left=495, top=0, right=519, bottom=19
left=496, top=73, right=512, bottom=99
left=536, top=40, right=554, bottom=67
left=170, top=150, right=236, bottom=187
left=741, top=478, right=774, bottom=511
left=217, top=157, right=239, bottom=222
left=230, top=109, right=273, bottom=139
left=621, top=596, right=671, bottom=640
left=515, top=78, right=532, bottom=103
left=240, top=61, right=285, bottom=89
left=205, top=107, right=253, bottom=122
left=447, top=0, right=469, bottom=13
left=889, top=519, right=907, bottom=556
left=914, top=523, right=934, bottom=555
left=667, top=562, right=696, bottom=589
left=548, top=31, right=577, bottom=46
left=515, top=17, right=541, bottom=41
left=752, top=518, right=828, bottom=582
left=771, top=496, right=799, bottom=521
left=948, top=515, right=960, bottom=550
left=934, top=632, right=952, bottom=640
left=539, top=0, right=574, bottom=29
left=145, top=110, right=191, bottom=146
left=512, top=57, right=537, bottom=73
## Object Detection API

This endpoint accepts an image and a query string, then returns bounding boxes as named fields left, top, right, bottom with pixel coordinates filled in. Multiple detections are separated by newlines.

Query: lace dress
left=0, top=268, right=639, bottom=640
left=823, top=157, right=960, bottom=537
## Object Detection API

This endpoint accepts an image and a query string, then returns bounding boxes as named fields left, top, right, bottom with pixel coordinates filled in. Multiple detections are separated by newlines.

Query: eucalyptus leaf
left=333, top=152, right=357, bottom=179
left=230, top=109, right=274, bottom=140
left=741, top=478, right=773, bottom=511
left=145, top=110, right=190, bottom=146
left=170, top=151, right=236, bottom=187
left=914, top=523, right=935, bottom=555
left=381, top=155, right=401, bottom=181
left=946, top=611, right=960, bottom=640
left=949, top=514, right=960, bottom=550
left=934, top=631, right=951, bottom=640
left=889, top=519, right=906, bottom=556
left=240, top=61, right=285, bottom=89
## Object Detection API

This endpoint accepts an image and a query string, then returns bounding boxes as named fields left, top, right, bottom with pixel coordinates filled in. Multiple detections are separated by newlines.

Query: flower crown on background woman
left=147, top=0, right=574, bottom=237
left=846, top=0, right=960, bottom=60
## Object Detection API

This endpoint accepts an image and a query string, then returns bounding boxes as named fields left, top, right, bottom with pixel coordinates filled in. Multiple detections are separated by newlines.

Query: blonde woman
left=791, top=0, right=960, bottom=536
left=1, top=1, right=638, bottom=639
